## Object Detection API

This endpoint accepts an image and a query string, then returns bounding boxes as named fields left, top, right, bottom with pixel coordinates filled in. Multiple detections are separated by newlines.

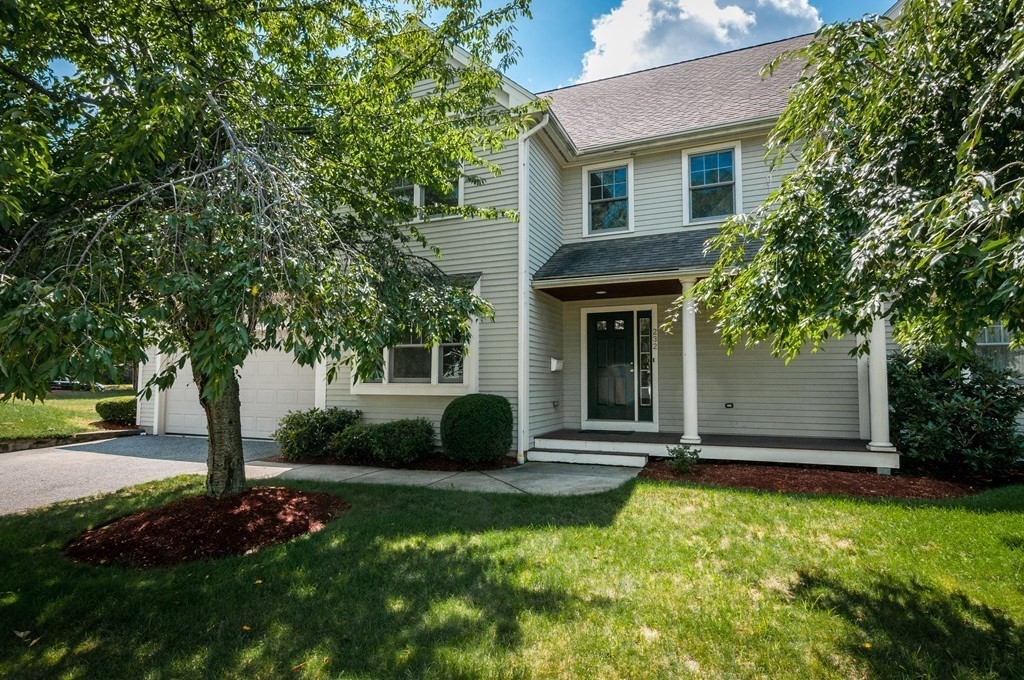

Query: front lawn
left=1, top=476, right=1022, bottom=678
left=0, top=389, right=135, bottom=441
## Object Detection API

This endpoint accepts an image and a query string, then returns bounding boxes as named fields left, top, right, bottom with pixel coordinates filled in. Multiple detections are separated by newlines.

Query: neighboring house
left=138, top=34, right=902, bottom=472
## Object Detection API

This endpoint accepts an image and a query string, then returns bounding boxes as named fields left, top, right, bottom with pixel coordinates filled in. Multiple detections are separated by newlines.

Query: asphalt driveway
left=0, top=435, right=640, bottom=515
left=0, top=436, right=287, bottom=515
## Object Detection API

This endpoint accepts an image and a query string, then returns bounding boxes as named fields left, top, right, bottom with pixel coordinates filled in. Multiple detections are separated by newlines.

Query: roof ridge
left=537, top=32, right=814, bottom=96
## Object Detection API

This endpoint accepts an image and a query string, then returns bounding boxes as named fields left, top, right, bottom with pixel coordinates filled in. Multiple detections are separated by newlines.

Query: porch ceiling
left=536, top=277, right=682, bottom=301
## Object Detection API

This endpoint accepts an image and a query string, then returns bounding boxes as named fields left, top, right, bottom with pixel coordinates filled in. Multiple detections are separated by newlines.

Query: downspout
left=516, top=112, right=551, bottom=464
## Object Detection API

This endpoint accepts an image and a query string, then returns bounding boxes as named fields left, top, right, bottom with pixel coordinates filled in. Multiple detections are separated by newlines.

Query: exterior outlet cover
left=551, top=358, right=564, bottom=372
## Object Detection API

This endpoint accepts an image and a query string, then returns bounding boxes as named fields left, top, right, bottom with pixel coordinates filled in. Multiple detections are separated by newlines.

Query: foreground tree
left=0, top=0, right=534, bottom=497
left=692, top=0, right=1024, bottom=361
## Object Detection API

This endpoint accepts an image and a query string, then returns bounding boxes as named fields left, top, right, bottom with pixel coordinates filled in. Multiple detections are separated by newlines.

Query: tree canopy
left=693, top=0, right=1024, bottom=361
left=0, top=0, right=535, bottom=496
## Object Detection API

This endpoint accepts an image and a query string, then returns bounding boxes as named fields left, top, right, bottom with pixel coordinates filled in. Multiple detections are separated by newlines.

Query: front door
left=586, top=310, right=654, bottom=423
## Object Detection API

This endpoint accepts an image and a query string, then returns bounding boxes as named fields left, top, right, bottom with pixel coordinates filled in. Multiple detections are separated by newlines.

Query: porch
left=528, top=429, right=899, bottom=472
left=527, top=231, right=899, bottom=472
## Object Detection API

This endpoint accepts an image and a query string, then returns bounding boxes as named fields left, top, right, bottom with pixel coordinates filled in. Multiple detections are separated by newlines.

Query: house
left=138, top=33, right=908, bottom=472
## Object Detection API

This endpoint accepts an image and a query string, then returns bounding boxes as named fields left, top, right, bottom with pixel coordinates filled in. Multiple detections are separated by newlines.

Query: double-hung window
left=389, top=175, right=462, bottom=220
left=684, top=144, right=740, bottom=223
left=584, top=161, right=633, bottom=235
left=977, top=324, right=1024, bottom=376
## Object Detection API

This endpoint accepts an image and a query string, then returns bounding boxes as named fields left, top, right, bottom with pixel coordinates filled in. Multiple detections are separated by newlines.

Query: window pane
left=590, top=198, right=629, bottom=231
left=691, top=185, right=734, bottom=220
left=440, top=344, right=465, bottom=383
left=978, top=345, right=1024, bottom=376
left=690, top=150, right=733, bottom=187
left=389, top=181, right=415, bottom=205
left=424, top=180, right=459, bottom=213
left=390, top=346, right=432, bottom=382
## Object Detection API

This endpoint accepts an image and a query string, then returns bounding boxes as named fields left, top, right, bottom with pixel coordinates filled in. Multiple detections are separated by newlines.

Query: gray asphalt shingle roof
left=534, top=229, right=758, bottom=281
left=540, top=34, right=812, bottom=151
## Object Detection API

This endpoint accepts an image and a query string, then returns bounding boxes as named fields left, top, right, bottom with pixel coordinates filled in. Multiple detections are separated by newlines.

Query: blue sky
left=495, top=0, right=894, bottom=91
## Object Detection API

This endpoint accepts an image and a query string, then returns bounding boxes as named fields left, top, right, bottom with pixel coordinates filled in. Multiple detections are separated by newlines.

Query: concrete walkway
left=0, top=436, right=639, bottom=515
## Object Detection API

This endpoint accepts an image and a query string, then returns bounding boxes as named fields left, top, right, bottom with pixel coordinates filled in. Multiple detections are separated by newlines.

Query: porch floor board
left=538, top=429, right=869, bottom=453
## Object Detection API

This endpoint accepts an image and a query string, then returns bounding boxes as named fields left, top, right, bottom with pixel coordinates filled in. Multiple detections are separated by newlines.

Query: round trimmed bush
left=440, top=393, right=513, bottom=464
left=95, top=396, right=137, bottom=425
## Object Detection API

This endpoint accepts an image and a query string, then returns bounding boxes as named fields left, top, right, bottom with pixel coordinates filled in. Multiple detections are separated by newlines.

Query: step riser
left=528, top=450, right=648, bottom=467
left=534, top=437, right=670, bottom=456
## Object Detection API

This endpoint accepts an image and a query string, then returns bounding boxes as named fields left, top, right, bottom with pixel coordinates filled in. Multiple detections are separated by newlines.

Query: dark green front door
left=587, top=311, right=635, bottom=421
left=587, top=310, right=655, bottom=423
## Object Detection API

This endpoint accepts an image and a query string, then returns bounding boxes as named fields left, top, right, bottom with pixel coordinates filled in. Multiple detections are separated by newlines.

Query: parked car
left=48, top=377, right=106, bottom=391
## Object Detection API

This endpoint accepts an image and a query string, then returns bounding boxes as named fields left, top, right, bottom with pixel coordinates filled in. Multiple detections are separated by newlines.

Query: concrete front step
left=534, top=437, right=669, bottom=457
left=527, top=448, right=649, bottom=468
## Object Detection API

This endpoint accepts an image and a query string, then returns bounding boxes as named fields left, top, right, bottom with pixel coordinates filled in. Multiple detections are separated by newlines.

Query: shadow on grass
left=795, top=570, right=1024, bottom=678
left=0, top=476, right=629, bottom=678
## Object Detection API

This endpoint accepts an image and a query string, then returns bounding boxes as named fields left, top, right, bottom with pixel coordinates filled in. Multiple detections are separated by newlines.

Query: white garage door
left=162, top=350, right=316, bottom=439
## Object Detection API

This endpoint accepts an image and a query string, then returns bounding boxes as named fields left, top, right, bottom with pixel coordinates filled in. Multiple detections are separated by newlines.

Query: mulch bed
left=64, top=487, right=350, bottom=568
left=639, top=460, right=1004, bottom=500
left=261, top=453, right=519, bottom=472
left=88, top=420, right=138, bottom=431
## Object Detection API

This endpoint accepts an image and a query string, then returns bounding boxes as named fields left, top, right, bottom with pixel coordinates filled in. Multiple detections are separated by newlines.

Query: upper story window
left=389, top=176, right=463, bottom=220
left=583, top=160, right=634, bottom=236
left=683, top=143, right=742, bottom=224
left=977, top=324, right=1024, bottom=376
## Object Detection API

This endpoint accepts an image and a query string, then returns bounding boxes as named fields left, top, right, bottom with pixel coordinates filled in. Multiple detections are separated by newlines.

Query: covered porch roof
left=533, top=229, right=758, bottom=301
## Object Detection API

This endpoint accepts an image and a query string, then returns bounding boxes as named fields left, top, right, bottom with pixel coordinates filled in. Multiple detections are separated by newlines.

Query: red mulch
left=261, top=453, right=519, bottom=472
left=64, top=487, right=350, bottom=568
left=639, top=460, right=1001, bottom=500
left=88, top=420, right=138, bottom=431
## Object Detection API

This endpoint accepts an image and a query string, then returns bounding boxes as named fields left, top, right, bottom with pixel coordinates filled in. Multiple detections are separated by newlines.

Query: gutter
left=515, top=113, right=551, bottom=464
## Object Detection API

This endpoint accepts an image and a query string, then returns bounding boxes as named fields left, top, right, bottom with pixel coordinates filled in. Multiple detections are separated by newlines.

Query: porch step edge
left=528, top=449, right=648, bottom=468
left=534, top=437, right=670, bottom=456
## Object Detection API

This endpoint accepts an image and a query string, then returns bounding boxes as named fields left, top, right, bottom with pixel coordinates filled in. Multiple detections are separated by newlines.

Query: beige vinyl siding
left=135, top=347, right=160, bottom=432
left=561, top=295, right=862, bottom=440
left=324, top=139, right=521, bottom=448
left=559, top=134, right=787, bottom=243
left=527, top=138, right=566, bottom=442
left=695, top=317, right=862, bottom=438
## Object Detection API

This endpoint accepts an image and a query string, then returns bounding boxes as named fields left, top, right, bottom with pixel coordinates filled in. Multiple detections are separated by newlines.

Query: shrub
left=372, top=418, right=435, bottom=466
left=272, top=407, right=361, bottom=460
left=95, top=396, right=137, bottom=425
left=665, top=444, right=701, bottom=474
left=331, top=419, right=435, bottom=467
left=330, top=423, right=376, bottom=464
left=889, top=348, right=1024, bottom=475
left=440, top=393, right=513, bottom=464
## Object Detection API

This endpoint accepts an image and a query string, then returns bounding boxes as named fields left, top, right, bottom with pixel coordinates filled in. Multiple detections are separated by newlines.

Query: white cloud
left=577, top=0, right=822, bottom=82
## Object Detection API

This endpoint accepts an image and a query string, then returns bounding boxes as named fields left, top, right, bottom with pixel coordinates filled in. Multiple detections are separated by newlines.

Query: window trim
left=349, top=281, right=481, bottom=396
left=581, top=159, right=635, bottom=238
left=682, top=141, right=742, bottom=226
left=392, top=175, right=466, bottom=223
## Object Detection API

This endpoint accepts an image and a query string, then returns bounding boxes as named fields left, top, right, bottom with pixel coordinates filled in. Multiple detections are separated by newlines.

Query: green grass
left=0, top=389, right=135, bottom=441
left=1, top=477, right=1023, bottom=679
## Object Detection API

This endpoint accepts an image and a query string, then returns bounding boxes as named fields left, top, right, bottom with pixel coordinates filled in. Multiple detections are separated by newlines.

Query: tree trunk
left=197, top=369, right=246, bottom=498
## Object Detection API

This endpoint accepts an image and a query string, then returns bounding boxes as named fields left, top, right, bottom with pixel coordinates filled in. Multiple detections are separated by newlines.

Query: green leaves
left=0, top=0, right=533, bottom=402
left=696, top=0, right=1024, bottom=363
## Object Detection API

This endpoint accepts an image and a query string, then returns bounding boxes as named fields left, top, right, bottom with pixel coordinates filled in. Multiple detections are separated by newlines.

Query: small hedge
left=440, top=393, right=513, bottom=464
left=273, top=407, right=361, bottom=460
left=889, top=347, right=1024, bottom=475
left=95, top=396, right=137, bottom=425
left=331, top=418, right=435, bottom=467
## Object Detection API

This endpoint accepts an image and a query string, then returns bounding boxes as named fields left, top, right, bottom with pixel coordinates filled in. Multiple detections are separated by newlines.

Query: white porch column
left=866, top=315, right=896, bottom=452
left=680, top=278, right=701, bottom=445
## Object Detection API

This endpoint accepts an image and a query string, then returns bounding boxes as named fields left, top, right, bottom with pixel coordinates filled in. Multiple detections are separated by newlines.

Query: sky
left=494, top=0, right=894, bottom=91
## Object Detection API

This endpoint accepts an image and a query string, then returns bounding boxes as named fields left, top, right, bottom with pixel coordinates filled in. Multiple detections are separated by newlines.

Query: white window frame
left=581, top=159, right=635, bottom=238
left=393, top=176, right=466, bottom=223
left=977, top=323, right=1024, bottom=379
left=682, top=141, right=743, bottom=226
left=350, top=281, right=481, bottom=396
